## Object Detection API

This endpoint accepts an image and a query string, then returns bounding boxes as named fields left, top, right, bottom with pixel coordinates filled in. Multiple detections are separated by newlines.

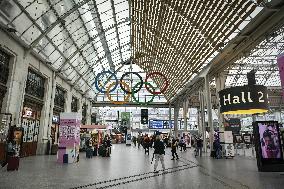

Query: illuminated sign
left=219, top=85, right=269, bottom=114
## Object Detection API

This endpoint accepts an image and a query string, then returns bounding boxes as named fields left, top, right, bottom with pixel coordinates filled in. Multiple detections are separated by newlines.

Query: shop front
left=0, top=49, right=10, bottom=161
left=21, top=69, right=45, bottom=157
left=50, top=86, right=65, bottom=155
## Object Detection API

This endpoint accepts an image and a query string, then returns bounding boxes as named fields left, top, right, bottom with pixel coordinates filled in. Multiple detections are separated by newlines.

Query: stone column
left=183, top=99, right=189, bottom=132
left=169, top=104, right=172, bottom=137
left=215, top=73, right=226, bottom=131
left=174, top=103, right=180, bottom=138
left=199, top=89, right=206, bottom=152
left=204, top=74, right=214, bottom=151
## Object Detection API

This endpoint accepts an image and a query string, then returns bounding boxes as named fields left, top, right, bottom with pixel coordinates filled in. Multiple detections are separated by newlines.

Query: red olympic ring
left=145, top=72, right=169, bottom=95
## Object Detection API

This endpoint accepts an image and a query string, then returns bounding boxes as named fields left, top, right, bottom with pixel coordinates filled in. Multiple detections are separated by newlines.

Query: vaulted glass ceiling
left=5, top=0, right=131, bottom=99
left=1, top=0, right=280, bottom=102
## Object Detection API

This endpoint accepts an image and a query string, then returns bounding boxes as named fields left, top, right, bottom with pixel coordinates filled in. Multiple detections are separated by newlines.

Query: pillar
left=199, top=89, right=206, bottom=152
left=169, top=104, right=172, bottom=137
left=215, top=73, right=226, bottom=131
left=174, top=103, right=180, bottom=138
left=204, top=74, right=214, bottom=151
left=183, top=99, right=189, bottom=132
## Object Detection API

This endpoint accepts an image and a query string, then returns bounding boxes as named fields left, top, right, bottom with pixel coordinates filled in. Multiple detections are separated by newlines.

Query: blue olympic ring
left=94, top=70, right=118, bottom=93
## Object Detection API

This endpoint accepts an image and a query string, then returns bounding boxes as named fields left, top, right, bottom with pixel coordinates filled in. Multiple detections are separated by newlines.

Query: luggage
left=210, top=150, right=217, bottom=158
left=7, top=156, right=19, bottom=171
left=63, top=154, right=68, bottom=163
left=86, top=148, right=93, bottom=158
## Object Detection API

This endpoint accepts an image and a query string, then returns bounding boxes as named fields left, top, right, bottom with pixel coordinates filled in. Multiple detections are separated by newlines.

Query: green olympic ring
left=132, top=81, right=156, bottom=105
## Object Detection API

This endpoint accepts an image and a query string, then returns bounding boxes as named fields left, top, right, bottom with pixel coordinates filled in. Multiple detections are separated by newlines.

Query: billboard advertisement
left=258, top=122, right=282, bottom=159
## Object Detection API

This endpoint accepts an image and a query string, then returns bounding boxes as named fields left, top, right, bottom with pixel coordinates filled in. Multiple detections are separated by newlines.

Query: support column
left=169, top=104, right=172, bottom=137
left=183, top=99, right=189, bottom=132
left=204, top=74, right=214, bottom=151
left=199, top=89, right=206, bottom=152
left=215, top=73, right=226, bottom=131
left=174, top=103, right=180, bottom=138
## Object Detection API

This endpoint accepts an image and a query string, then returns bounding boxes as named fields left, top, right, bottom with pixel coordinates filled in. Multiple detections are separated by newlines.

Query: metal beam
left=11, top=0, right=96, bottom=94
left=27, top=0, right=91, bottom=51
left=73, top=42, right=131, bottom=86
left=93, top=101, right=170, bottom=108
left=46, top=0, right=96, bottom=90
left=89, top=0, right=115, bottom=71
left=171, top=3, right=284, bottom=103
left=110, top=0, right=123, bottom=63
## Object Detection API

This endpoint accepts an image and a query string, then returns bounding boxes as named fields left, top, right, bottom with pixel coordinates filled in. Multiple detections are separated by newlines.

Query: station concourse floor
left=1, top=144, right=284, bottom=189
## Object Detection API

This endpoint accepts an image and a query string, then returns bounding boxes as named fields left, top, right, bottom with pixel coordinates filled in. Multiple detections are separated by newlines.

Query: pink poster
left=57, top=113, right=81, bottom=163
left=277, top=53, right=284, bottom=98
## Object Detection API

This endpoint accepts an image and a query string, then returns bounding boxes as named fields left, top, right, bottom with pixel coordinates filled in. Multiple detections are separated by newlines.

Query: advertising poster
left=121, top=112, right=130, bottom=128
left=58, top=113, right=81, bottom=163
left=243, top=134, right=252, bottom=144
left=258, top=122, right=282, bottom=159
left=234, top=134, right=243, bottom=143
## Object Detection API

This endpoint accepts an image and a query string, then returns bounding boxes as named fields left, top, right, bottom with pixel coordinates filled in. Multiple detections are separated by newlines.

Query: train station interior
left=1, top=0, right=284, bottom=188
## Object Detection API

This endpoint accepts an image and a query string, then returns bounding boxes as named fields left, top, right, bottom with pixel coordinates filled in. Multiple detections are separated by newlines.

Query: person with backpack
left=153, top=135, right=166, bottom=173
left=171, top=138, right=179, bottom=160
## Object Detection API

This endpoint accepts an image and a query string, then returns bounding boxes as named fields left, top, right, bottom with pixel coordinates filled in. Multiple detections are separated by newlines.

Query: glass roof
left=6, top=0, right=131, bottom=99
left=1, top=0, right=280, bottom=103
left=225, top=25, right=284, bottom=87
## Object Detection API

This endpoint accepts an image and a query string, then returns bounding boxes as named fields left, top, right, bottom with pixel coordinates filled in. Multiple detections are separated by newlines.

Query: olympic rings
left=120, top=72, right=143, bottom=94
left=132, top=82, right=156, bottom=105
left=95, top=71, right=118, bottom=93
left=145, top=72, right=169, bottom=95
left=95, top=70, right=169, bottom=105
left=106, top=81, right=131, bottom=105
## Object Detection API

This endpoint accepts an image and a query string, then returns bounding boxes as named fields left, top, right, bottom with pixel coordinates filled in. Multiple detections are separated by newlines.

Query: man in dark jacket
left=195, top=136, right=203, bottom=157
left=153, top=135, right=165, bottom=173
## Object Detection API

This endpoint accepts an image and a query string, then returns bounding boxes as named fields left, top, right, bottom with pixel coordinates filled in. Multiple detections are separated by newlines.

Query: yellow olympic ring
left=106, top=81, right=131, bottom=105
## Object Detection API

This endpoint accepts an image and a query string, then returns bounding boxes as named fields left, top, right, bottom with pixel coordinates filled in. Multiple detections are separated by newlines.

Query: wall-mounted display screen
left=149, top=120, right=174, bottom=129
left=258, top=122, right=282, bottom=159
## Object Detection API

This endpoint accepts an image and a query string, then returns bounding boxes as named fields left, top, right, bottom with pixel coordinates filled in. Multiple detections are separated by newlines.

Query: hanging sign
left=219, top=85, right=269, bottom=114
left=141, top=109, right=148, bottom=124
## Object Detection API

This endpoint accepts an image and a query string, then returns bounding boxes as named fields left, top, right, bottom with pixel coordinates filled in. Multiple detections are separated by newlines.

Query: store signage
left=219, top=85, right=269, bottom=114
left=23, top=107, right=33, bottom=118
left=52, top=115, right=59, bottom=124
left=224, top=118, right=241, bottom=134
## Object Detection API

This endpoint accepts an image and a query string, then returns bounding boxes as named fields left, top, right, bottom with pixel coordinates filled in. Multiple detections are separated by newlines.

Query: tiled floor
left=0, top=144, right=283, bottom=189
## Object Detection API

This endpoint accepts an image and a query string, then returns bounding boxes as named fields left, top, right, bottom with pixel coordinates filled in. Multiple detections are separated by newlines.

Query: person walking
left=153, top=135, right=166, bottom=173
left=171, top=138, right=179, bottom=160
left=144, top=135, right=150, bottom=155
left=132, top=136, right=137, bottom=147
left=195, top=136, right=203, bottom=157
left=137, top=135, right=142, bottom=148
left=179, top=137, right=186, bottom=152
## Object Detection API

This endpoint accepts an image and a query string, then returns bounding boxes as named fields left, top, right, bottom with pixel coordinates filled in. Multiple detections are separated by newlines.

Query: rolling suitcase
left=86, top=148, right=93, bottom=158
left=93, top=148, right=97, bottom=156
left=7, top=156, right=19, bottom=171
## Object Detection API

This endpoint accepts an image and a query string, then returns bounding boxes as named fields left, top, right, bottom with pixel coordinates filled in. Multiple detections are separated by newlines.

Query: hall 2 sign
left=219, top=85, right=269, bottom=114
